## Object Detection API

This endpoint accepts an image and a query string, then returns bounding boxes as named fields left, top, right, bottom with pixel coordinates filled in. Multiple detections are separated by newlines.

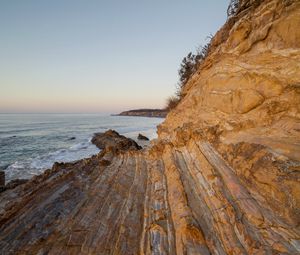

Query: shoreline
left=0, top=129, right=149, bottom=190
left=114, top=108, right=168, bottom=118
left=0, top=115, right=161, bottom=183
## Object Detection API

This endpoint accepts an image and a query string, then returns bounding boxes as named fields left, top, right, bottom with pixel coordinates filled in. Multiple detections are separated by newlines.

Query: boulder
left=137, top=133, right=149, bottom=141
left=91, top=129, right=142, bottom=151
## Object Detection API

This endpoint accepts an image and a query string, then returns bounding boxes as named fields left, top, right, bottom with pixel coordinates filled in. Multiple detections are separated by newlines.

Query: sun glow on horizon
left=0, top=0, right=228, bottom=113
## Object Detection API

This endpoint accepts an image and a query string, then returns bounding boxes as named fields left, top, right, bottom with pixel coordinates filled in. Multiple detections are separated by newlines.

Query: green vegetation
left=165, top=0, right=257, bottom=112
left=164, top=39, right=212, bottom=111
left=165, top=96, right=180, bottom=111
left=178, top=41, right=212, bottom=92
left=227, top=0, right=240, bottom=17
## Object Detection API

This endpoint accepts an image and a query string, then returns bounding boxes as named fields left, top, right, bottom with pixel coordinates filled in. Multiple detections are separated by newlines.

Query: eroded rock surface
left=0, top=0, right=300, bottom=254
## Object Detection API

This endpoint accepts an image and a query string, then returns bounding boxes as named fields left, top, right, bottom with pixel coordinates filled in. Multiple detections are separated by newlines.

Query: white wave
left=70, top=142, right=89, bottom=150
left=4, top=138, right=99, bottom=182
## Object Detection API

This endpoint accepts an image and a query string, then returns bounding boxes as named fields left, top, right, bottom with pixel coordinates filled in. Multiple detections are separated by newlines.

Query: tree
left=165, top=96, right=180, bottom=111
left=179, top=52, right=200, bottom=85
left=177, top=39, right=212, bottom=93
left=227, top=0, right=240, bottom=17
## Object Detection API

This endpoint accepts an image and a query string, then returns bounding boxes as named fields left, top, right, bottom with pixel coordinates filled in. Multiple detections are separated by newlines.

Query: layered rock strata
left=0, top=0, right=300, bottom=254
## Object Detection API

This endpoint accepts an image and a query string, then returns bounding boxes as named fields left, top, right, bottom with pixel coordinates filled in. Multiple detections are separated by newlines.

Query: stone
left=4, top=179, right=28, bottom=190
left=137, top=133, right=149, bottom=140
left=91, top=129, right=142, bottom=151
left=0, top=171, right=4, bottom=186
left=232, top=89, right=264, bottom=113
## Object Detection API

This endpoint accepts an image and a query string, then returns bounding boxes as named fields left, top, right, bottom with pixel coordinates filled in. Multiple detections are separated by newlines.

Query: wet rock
left=91, top=129, right=142, bottom=151
left=0, top=171, right=4, bottom=186
left=137, top=133, right=149, bottom=140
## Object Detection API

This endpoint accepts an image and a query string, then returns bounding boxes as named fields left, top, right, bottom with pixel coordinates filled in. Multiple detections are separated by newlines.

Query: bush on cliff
left=165, top=0, right=262, bottom=112
left=165, top=39, right=212, bottom=112
left=165, top=96, right=180, bottom=111
left=227, top=0, right=263, bottom=17
left=227, top=0, right=240, bottom=17
left=177, top=40, right=211, bottom=92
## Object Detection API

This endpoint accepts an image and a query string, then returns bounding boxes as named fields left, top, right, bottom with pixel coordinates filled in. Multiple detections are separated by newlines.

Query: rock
left=91, top=129, right=142, bottom=151
left=4, top=179, right=28, bottom=190
left=68, top=137, right=76, bottom=140
left=0, top=1, right=300, bottom=254
left=99, top=159, right=111, bottom=166
left=0, top=171, right=4, bottom=186
left=0, top=178, right=28, bottom=193
left=137, top=133, right=149, bottom=140
left=232, top=89, right=264, bottom=113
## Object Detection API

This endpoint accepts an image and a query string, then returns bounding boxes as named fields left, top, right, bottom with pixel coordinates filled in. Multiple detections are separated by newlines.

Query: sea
left=0, top=114, right=163, bottom=182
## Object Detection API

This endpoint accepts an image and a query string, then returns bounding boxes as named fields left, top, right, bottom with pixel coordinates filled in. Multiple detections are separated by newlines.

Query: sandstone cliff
left=0, top=0, right=299, bottom=254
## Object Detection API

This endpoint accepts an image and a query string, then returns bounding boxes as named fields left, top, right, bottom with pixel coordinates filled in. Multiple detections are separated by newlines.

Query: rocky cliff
left=0, top=0, right=299, bottom=254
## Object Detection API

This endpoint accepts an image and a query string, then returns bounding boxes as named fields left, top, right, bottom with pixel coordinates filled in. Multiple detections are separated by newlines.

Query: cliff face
left=159, top=0, right=300, bottom=143
left=1, top=0, right=300, bottom=254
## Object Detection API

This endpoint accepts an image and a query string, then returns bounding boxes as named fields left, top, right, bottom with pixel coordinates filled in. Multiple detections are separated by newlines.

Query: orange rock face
left=1, top=0, right=300, bottom=254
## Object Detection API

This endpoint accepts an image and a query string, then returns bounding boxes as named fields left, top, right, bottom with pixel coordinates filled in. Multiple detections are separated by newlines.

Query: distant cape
left=113, top=108, right=167, bottom=118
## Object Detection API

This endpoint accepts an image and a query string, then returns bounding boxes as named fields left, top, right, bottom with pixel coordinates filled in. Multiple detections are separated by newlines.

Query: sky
left=0, top=0, right=229, bottom=113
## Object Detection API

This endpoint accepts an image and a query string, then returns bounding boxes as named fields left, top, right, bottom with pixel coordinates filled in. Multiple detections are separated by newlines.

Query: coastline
left=0, top=114, right=162, bottom=183
left=0, top=129, right=151, bottom=191
left=114, top=108, right=168, bottom=118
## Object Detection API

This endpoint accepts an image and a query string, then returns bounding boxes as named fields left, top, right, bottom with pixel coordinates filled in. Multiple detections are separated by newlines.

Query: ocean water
left=0, top=114, right=163, bottom=182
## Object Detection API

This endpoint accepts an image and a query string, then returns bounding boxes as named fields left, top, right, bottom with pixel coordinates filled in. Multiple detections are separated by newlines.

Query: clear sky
left=0, top=0, right=228, bottom=113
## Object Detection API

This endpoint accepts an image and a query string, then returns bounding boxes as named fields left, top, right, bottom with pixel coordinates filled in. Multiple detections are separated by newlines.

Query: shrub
left=164, top=0, right=265, bottom=113
left=227, top=0, right=263, bottom=18
left=164, top=38, right=212, bottom=112
left=165, top=96, right=180, bottom=111
left=227, top=0, right=240, bottom=17
left=177, top=39, right=212, bottom=93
